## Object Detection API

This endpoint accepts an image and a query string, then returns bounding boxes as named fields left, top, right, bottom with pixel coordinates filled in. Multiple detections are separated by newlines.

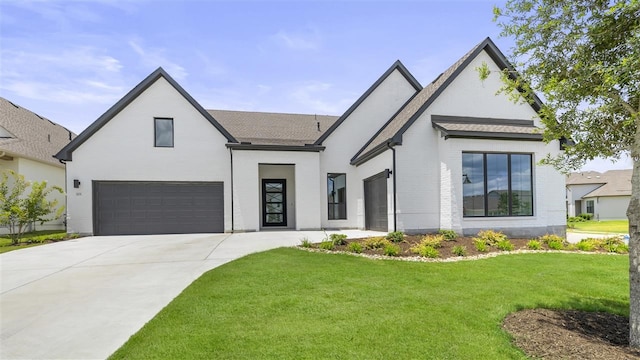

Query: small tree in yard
left=0, top=170, right=64, bottom=244
left=490, top=0, right=639, bottom=346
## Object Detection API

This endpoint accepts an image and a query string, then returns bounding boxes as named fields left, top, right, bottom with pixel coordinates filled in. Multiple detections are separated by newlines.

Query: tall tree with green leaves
left=490, top=0, right=639, bottom=346
left=0, top=170, right=64, bottom=244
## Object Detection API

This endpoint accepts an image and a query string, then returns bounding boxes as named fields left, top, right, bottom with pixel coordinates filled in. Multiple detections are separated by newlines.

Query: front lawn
left=110, top=249, right=628, bottom=359
left=569, top=219, right=629, bottom=234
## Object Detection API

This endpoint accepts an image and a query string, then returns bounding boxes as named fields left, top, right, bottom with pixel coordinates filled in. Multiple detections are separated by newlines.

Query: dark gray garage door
left=364, top=172, right=388, bottom=232
left=93, top=181, right=224, bottom=235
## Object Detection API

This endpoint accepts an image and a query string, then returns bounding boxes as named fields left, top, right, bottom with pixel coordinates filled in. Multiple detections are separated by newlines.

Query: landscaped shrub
left=473, top=238, right=488, bottom=252
left=319, top=241, right=335, bottom=250
left=438, top=229, right=458, bottom=241
left=527, top=240, right=541, bottom=250
left=602, top=236, right=628, bottom=253
left=578, top=213, right=594, bottom=220
left=300, top=238, right=312, bottom=248
left=412, top=245, right=439, bottom=258
left=383, top=243, right=401, bottom=256
left=385, top=231, right=405, bottom=243
left=474, top=230, right=507, bottom=246
left=576, top=239, right=599, bottom=251
left=363, top=237, right=390, bottom=250
left=347, top=242, right=363, bottom=253
left=547, top=240, right=564, bottom=250
left=330, top=233, right=348, bottom=245
left=496, top=239, right=514, bottom=251
left=420, top=234, right=444, bottom=248
left=451, top=245, right=467, bottom=257
left=567, top=216, right=585, bottom=222
left=538, top=234, right=565, bottom=245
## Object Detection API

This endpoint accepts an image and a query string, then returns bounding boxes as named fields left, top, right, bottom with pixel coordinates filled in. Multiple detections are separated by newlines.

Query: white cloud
left=288, top=81, right=354, bottom=115
left=129, top=40, right=187, bottom=80
left=271, top=28, right=321, bottom=51
left=0, top=46, right=125, bottom=104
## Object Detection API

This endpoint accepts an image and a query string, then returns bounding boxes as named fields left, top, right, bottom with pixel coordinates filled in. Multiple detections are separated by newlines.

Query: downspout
left=387, top=142, right=397, bottom=232
left=229, top=147, right=235, bottom=232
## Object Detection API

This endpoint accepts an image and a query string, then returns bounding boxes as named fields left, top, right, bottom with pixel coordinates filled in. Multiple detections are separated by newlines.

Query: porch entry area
left=259, top=164, right=296, bottom=229
left=364, top=171, right=389, bottom=232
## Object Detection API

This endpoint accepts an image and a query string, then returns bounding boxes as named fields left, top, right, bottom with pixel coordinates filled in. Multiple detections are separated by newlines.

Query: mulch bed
left=309, top=234, right=619, bottom=261
left=504, top=309, right=640, bottom=359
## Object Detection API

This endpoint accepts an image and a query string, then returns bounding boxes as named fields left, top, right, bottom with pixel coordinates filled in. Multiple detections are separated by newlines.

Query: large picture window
left=327, top=173, right=346, bottom=220
left=462, top=153, right=533, bottom=217
left=154, top=118, right=174, bottom=147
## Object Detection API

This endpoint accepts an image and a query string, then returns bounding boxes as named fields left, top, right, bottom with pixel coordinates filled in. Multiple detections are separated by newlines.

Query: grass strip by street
left=0, top=230, right=71, bottom=254
left=568, top=219, right=629, bottom=234
left=110, top=248, right=628, bottom=359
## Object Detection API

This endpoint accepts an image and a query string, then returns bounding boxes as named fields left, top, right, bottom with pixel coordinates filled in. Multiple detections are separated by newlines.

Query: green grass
left=110, top=249, right=628, bottom=359
left=0, top=230, right=67, bottom=254
left=569, top=219, right=629, bottom=234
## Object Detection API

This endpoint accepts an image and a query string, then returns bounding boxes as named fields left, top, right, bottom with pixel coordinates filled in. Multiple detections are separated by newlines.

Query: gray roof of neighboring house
left=0, top=97, right=75, bottom=168
left=567, top=169, right=632, bottom=198
left=351, top=37, right=544, bottom=165
left=209, top=110, right=339, bottom=146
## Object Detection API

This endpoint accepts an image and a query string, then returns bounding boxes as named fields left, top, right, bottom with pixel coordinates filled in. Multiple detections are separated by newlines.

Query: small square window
left=155, top=118, right=174, bottom=147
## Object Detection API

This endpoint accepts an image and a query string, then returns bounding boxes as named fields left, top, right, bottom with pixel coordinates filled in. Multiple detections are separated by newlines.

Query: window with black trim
left=462, top=152, right=533, bottom=217
left=327, top=173, right=346, bottom=220
left=586, top=200, right=594, bottom=214
left=154, top=118, right=174, bottom=147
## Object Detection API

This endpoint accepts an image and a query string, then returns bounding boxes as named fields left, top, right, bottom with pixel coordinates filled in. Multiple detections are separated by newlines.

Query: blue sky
left=0, top=0, right=630, bottom=171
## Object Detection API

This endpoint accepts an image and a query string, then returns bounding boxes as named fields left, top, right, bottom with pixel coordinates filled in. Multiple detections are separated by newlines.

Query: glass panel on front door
left=263, top=179, right=287, bottom=227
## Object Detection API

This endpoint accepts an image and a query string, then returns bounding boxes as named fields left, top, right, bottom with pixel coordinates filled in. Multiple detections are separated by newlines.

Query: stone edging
left=294, top=247, right=625, bottom=263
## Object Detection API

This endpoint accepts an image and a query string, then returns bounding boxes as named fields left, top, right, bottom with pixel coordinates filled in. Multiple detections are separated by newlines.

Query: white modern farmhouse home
left=55, top=38, right=566, bottom=237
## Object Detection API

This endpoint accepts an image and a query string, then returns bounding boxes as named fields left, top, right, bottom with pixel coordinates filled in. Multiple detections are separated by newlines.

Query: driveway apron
left=0, top=230, right=382, bottom=359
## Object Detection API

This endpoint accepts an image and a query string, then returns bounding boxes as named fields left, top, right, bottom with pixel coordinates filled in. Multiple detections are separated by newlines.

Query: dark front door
left=262, top=179, right=287, bottom=227
left=364, top=172, right=388, bottom=231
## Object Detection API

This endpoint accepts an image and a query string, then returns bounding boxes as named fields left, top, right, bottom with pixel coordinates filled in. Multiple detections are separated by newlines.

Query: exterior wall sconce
left=73, top=179, right=81, bottom=188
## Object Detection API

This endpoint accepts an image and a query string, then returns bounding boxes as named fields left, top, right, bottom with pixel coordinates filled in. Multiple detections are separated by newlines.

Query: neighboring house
left=55, top=37, right=566, bottom=237
left=566, top=169, right=632, bottom=220
left=0, top=97, right=76, bottom=233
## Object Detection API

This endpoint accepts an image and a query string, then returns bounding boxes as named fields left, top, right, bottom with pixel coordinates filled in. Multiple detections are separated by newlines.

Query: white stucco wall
left=232, top=150, right=321, bottom=231
left=320, top=68, right=417, bottom=229
left=65, top=77, right=232, bottom=234
left=586, top=196, right=630, bottom=220
left=0, top=157, right=66, bottom=233
left=394, top=49, right=566, bottom=236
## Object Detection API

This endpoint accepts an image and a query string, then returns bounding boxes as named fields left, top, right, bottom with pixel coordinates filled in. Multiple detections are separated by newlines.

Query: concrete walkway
left=566, top=231, right=628, bottom=244
left=0, top=230, right=384, bottom=360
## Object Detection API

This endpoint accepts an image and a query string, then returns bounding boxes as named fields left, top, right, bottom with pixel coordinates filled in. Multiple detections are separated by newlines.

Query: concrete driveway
left=0, top=230, right=383, bottom=360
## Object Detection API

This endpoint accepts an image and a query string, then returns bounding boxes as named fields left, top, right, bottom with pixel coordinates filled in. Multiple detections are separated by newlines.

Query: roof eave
left=226, top=143, right=325, bottom=152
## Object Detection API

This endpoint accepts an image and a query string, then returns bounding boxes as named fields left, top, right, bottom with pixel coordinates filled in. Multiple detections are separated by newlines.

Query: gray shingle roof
left=0, top=97, right=75, bottom=168
left=431, top=115, right=542, bottom=140
left=209, top=110, right=339, bottom=146
left=579, top=169, right=632, bottom=198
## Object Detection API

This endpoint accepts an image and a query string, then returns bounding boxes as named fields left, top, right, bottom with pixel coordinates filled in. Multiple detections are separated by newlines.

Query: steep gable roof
left=351, top=37, right=543, bottom=165
left=55, top=67, right=237, bottom=161
left=313, top=60, right=422, bottom=146
left=209, top=110, right=339, bottom=146
left=0, top=97, right=75, bottom=168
